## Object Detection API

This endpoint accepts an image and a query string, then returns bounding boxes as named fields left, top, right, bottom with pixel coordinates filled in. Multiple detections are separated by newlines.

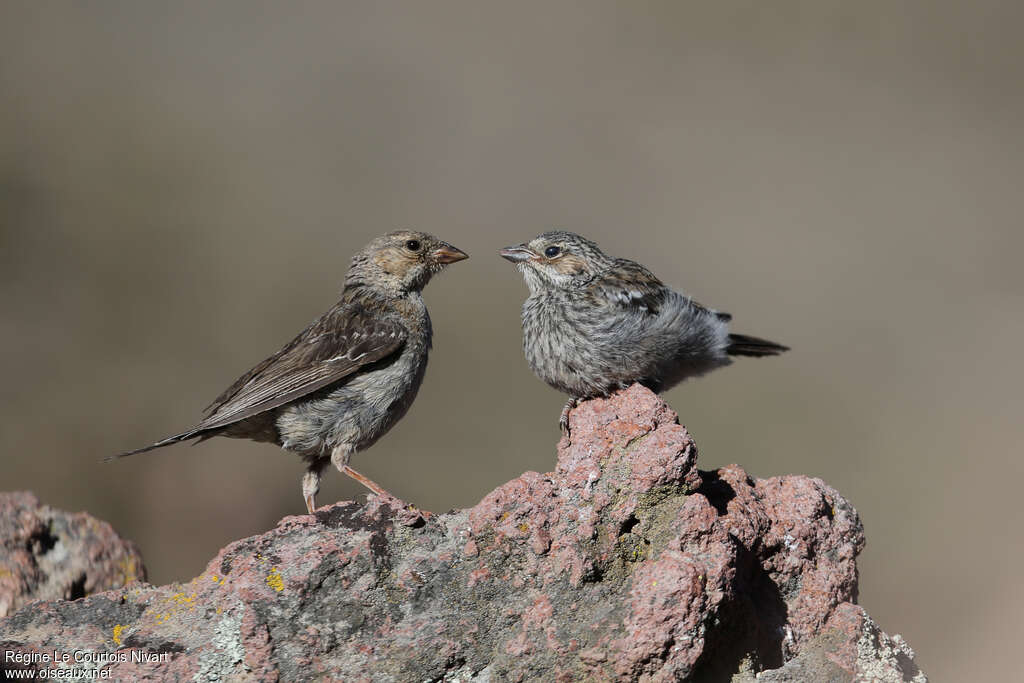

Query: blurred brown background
left=2, top=1, right=1021, bottom=678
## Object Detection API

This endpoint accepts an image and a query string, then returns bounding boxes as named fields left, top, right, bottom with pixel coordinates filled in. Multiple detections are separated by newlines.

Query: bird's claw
left=559, top=398, right=578, bottom=437
left=394, top=503, right=432, bottom=526
left=409, top=505, right=433, bottom=520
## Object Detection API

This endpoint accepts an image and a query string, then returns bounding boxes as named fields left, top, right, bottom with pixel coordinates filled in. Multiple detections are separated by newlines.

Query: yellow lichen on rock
left=266, top=568, right=284, bottom=592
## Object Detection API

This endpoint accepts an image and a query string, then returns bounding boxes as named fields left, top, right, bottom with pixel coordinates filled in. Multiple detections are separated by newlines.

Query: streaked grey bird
left=500, top=231, right=787, bottom=432
left=111, top=231, right=468, bottom=514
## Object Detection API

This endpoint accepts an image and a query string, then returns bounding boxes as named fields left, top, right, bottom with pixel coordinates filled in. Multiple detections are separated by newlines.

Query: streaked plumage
left=500, top=231, right=787, bottom=432
left=112, top=231, right=468, bottom=513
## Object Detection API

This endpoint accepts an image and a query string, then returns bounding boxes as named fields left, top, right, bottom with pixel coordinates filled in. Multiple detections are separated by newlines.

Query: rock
left=0, top=386, right=925, bottom=681
left=745, top=603, right=927, bottom=683
left=0, top=492, right=146, bottom=618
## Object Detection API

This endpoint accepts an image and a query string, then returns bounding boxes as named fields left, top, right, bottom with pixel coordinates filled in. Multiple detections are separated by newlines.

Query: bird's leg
left=342, top=466, right=394, bottom=499
left=302, top=462, right=326, bottom=515
left=330, top=445, right=432, bottom=520
left=330, top=445, right=394, bottom=499
left=559, top=398, right=579, bottom=436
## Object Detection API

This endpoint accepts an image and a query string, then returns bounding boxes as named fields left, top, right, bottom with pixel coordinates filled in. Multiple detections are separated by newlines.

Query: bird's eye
left=405, top=239, right=422, bottom=251
left=544, top=246, right=562, bottom=258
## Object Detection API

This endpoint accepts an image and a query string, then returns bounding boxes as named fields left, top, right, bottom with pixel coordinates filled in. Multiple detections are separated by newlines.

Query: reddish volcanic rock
left=0, top=386, right=925, bottom=681
left=748, top=603, right=927, bottom=683
left=0, top=492, right=145, bottom=618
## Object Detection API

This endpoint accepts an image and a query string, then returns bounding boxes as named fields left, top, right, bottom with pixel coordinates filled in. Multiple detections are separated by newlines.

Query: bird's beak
left=432, top=244, right=469, bottom=264
left=499, top=245, right=537, bottom=263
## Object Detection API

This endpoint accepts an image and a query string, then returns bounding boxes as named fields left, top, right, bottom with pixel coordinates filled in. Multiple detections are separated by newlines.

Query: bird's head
left=500, top=231, right=610, bottom=294
left=347, top=230, right=468, bottom=294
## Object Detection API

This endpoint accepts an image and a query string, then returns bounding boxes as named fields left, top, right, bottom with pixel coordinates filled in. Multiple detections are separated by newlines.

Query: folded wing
left=198, top=304, right=405, bottom=430
left=110, top=303, right=405, bottom=459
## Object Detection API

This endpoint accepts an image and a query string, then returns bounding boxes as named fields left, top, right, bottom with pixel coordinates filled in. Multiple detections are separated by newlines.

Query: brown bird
left=111, top=231, right=468, bottom=514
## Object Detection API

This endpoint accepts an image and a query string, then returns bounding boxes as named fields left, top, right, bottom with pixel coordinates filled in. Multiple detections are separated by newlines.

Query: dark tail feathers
left=727, top=333, right=789, bottom=357
left=104, top=429, right=203, bottom=462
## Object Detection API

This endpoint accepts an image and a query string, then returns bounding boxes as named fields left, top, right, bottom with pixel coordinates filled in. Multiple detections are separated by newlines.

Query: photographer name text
left=5, top=649, right=170, bottom=666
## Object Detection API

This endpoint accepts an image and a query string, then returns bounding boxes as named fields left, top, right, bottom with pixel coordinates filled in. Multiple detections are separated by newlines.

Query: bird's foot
left=409, top=506, right=433, bottom=520
left=559, top=398, right=579, bottom=436
left=302, top=467, right=324, bottom=516
left=342, top=465, right=431, bottom=524
left=396, top=504, right=433, bottom=526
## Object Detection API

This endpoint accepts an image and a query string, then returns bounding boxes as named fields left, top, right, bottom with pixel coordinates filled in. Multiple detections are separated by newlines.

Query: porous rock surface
left=0, top=386, right=925, bottom=681
left=0, top=491, right=145, bottom=618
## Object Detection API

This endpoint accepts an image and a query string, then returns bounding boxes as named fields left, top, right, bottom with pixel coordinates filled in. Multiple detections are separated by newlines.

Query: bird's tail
left=727, top=333, right=789, bottom=357
left=104, top=429, right=202, bottom=462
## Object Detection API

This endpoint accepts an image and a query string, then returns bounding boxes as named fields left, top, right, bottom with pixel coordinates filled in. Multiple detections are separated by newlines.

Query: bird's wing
left=197, top=304, right=405, bottom=431
left=687, top=298, right=731, bottom=322
left=594, top=259, right=732, bottom=322
left=591, top=259, right=668, bottom=314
